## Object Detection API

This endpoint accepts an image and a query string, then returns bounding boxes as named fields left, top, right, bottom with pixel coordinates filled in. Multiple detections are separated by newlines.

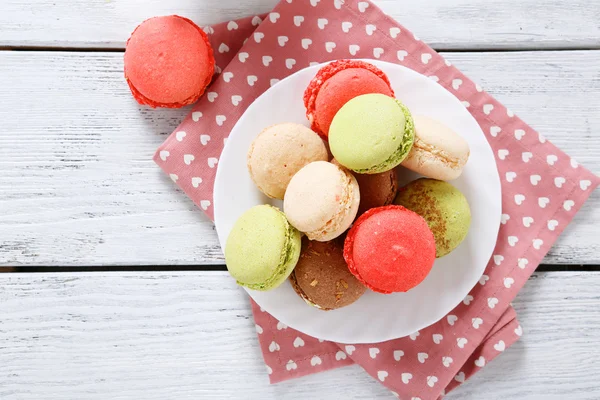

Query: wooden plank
left=0, top=50, right=598, bottom=267
left=0, top=271, right=598, bottom=399
left=0, top=0, right=599, bottom=50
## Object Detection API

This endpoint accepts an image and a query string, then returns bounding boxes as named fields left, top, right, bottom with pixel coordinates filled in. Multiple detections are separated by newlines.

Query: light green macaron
left=395, top=178, right=471, bottom=258
left=225, top=205, right=302, bottom=291
left=329, top=93, right=415, bottom=174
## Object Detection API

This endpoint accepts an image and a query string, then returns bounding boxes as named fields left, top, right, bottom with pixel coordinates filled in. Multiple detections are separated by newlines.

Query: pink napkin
left=153, top=1, right=599, bottom=398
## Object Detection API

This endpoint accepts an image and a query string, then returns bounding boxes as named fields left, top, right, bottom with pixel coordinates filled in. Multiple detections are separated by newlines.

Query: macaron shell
left=247, top=123, right=328, bottom=199
left=353, top=168, right=399, bottom=215
left=225, top=205, right=301, bottom=290
left=124, top=15, right=214, bottom=108
left=329, top=94, right=415, bottom=174
left=402, top=116, right=471, bottom=180
left=395, top=178, right=471, bottom=257
left=304, top=60, right=394, bottom=137
left=290, top=238, right=366, bottom=310
left=344, top=205, right=436, bottom=293
left=284, top=161, right=360, bottom=241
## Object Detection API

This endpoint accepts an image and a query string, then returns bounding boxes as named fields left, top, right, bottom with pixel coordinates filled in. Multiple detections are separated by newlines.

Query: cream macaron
left=401, top=116, right=470, bottom=181
left=284, top=161, right=360, bottom=242
left=247, top=123, right=328, bottom=200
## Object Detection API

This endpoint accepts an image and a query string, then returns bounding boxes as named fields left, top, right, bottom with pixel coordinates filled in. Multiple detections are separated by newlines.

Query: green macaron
left=395, top=178, right=471, bottom=258
left=329, top=93, right=415, bottom=174
left=225, top=205, right=302, bottom=291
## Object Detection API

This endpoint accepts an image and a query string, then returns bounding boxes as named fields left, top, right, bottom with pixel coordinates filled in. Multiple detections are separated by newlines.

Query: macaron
left=284, top=161, right=360, bottom=242
left=344, top=205, right=436, bottom=294
left=395, top=178, right=471, bottom=258
left=124, top=15, right=215, bottom=108
left=247, top=123, right=328, bottom=199
left=290, top=238, right=366, bottom=310
left=329, top=93, right=415, bottom=174
left=354, top=169, right=399, bottom=216
left=225, top=205, right=301, bottom=291
left=401, top=116, right=470, bottom=180
left=304, top=60, right=394, bottom=137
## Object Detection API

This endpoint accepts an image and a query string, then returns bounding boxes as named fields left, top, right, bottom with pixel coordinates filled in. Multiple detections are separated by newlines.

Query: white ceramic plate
left=214, top=60, right=501, bottom=344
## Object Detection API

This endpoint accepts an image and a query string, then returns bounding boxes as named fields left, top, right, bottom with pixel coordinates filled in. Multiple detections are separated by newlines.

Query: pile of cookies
left=225, top=60, right=472, bottom=311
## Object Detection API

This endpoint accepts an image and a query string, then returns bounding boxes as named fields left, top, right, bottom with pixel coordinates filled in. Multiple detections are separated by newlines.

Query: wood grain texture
left=0, top=271, right=598, bottom=399
left=0, top=0, right=599, bottom=50
left=0, top=50, right=598, bottom=267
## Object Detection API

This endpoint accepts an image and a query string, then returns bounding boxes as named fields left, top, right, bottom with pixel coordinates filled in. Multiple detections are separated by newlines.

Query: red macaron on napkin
left=153, top=1, right=599, bottom=398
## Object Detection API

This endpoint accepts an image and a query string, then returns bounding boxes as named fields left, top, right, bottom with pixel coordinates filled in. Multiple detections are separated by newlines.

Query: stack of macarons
left=225, top=60, right=473, bottom=310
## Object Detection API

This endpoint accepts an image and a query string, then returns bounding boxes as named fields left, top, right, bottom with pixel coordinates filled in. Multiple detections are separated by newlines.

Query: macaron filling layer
left=355, top=100, right=415, bottom=174
left=410, top=138, right=465, bottom=169
left=289, top=271, right=324, bottom=309
left=241, top=217, right=301, bottom=291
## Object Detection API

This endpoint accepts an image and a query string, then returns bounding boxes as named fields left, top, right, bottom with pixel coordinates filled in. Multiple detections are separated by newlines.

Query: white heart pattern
left=369, top=347, right=380, bottom=359
left=518, top=258, right=529, bottom=269
left=216, top=115, right=226, bottom=126
left=286, top=59, right=297, bottom=69
left=457, top=338, right=468, bottom=348
left=191, top=177, right=202, bottom=188
left=463, top=295, right=473, bottom=305
left=514, top=129, right=526, bottom=140
left=508, top=236, right=519, bottom=246
left=547, top=154, right=558, bottom=165
left=269, top=341, right=280, bottom=352
left=334, top=0, right=343, bottom=8
left=345, top=345, right=355, bottom=355
left=452, top=79, right=463, bottom=90
left=192, top=111, right=202, bottom=122
left=176, top=131, right=187, bottom=141
left=349, top=44, right=360, bottom=56
left=401, top=373, right=413, bottom=384
left=294, top=15, right=304, bottom=27
left=442, top=356, right=453, bottom=367
left=218, top=43, right=229, bottom=53
left=479, top=275, right=489, bottom=285
left=373, top=48, right=384, bottom=58
left=472, top=317, right=483, bottom=329
left=522, top=152, right=533, bottom=163
left=390, top=27, right=401, bottom=38
left=377, top=370, right=388, bottom=382
left=490, top=126, right=501, bottom=137
left=494, top=340, right=506, bottom=352
left=539, top=197, right=550, bottom=208
left=302, top=38, right=312, bottom=49
left=488, top=297, right=499, bottom=309
left=252, top=16, right=262, bottom=26
left=563, top=200, right=574, bottom=211
left=262, top=55, right=273, bottom=67
left=515, top=325, right=523, bottom=336
left=286, top=360, right=297, bottom=371
left=317, top=18, right=328, bottom=29
left=238, top=52, right=249, bottom=63
left=433, top=334, right=443, bottom=344
left=293, top=337, right=305, bottom=348
left=231, top=95, right=242, bottom=106
left=506, top=171, right=517, bottom=183
left=547, top=220, right=558, bottom=231
left=310, top=355, right=322, bottom=366
left=277, top=321, right=287, bottom=330
left=278, top=36, right=288, bottom=47
left=483, top=104, right=494, bottom=115
left=409, top=331, right=420, bottom=340
left=207, top=92, right=218, bottom=102
left=200, top=200, right=211, bottom=211
left=366, top=24, right=376, bottom=35
left=325, top=42, right=337, bottom=53
left=254, top=32, right=264, bottom=43
left=493, top=255, right=504, bottom=265
left=342, top=21, right=353, bottom=33
left=208, top=157, right=219, bottom=168
left=169, top=174, right=178, bottom=182
left=418, top=352, right=429, bottom=363
left=397, top=50, right=408, bottom=61
left=580, top=180, right=592, bottom=190
left=504, top=277, right=515, bottom=288
left=335, top=351, right=347, bottom=361
left=183, top=154, right=195, bottom=165
left=501, top=214, right=510, bottom=224
left=498, top=149, right=509, bottom=160
left=269, top=12, right=280, bottom=23
left=522, top=216, right=534, bottom=227
left=555, top=177, right=566, bottom=188
left=358, top=1, right=369, bottom=12
left=455, top=372, right=466, bottom=383
left=474, top=356, right=486, bottom=367
left=247, top=75, right=258, bottom=86
left=530, top=175, right=541, bottom=186
left=255, top=324, right=263, bottom=334
left=427, top=376, right=438, bottom=387
left=223, top=72, right=233, bottom=82
left=533, top=239, right=544, bottom=250
left=159, top=150, right=170, bottom=161
left=421, top=53, right=432, bottom=64
left=447, top=315, right=458, bottom=326
left=514, top=194, right=525, bottom=205
left=393, top=350, right=404, bottom=361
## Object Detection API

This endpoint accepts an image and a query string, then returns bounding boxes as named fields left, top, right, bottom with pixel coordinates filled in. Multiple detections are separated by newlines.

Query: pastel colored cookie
left=284, top=161, right=360, bottom=242
left=304, top=60, right=394, bottom=137
left=124, top=15, right=214, bottom=108
left=225, top=205, right=301, bottom=291
left=354, top=168, right=399, bottom=216
left=329, top=94, right=415, bottom=174
left=290, top=238, right=366, bottom=310
left=344, top=205, right=436, bottom=294
left=247, top=123, right=328, bottom=199
left=401, top=116, right=470, bottom=180
left=395, top=178, right=471, bottom=257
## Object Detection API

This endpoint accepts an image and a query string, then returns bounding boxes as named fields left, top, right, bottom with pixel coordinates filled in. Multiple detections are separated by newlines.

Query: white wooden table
left=0, top=1, right=598, bottom=399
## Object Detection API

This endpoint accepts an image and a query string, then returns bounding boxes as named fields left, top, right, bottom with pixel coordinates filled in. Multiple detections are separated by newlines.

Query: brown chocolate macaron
left=355, top=168, right=398, bottom=215
left=290, top=238, right=366, bottom=310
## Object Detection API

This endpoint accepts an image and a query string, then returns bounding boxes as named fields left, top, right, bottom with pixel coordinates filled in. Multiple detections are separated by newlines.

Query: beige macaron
left=247, top=123, right=328, bottom=199
left=284, top=161, right=360, bottom=242
left=401, top=116, right=470, bottom=181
